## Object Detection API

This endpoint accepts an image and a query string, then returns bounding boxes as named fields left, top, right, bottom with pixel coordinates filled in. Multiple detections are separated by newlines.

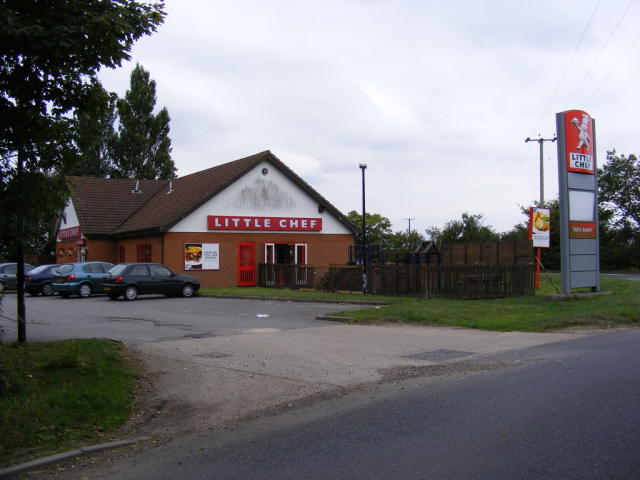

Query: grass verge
left=204, top=275, right=640, bottom=332
left=200, top=286, right=408, bottom=303
left=339, top=275, right=640, bottom=331
left=0, top=339, right=138, bottom=467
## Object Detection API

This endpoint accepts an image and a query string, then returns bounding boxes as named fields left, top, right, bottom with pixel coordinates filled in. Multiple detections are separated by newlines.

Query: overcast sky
left=99, top=0, right=640, bottom=235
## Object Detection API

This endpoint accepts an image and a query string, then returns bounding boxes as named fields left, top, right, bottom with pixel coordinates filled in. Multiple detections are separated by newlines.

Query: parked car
left=0, top=262, right=35, bottom=290
left=53, top=262, right=114, bottom=298
left=102, top=263, right=200, bottom=301
left=25, top=264, right=61, bottom=296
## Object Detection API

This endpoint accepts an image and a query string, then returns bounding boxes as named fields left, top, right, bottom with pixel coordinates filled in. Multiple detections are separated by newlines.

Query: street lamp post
left=359, top=163, right=367, bottom=294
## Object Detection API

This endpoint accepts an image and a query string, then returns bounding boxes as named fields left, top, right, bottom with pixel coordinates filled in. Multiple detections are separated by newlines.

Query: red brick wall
left=55, top=238, right=117, bottom=264
left=58, top=232, right=355, bottom=287
left=115, top=235, right=164, bottom=264
left=163, top=232, right=354, bottom=288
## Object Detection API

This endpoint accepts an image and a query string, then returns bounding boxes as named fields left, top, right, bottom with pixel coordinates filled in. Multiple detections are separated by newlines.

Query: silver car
left=0, top=262, right=36, bottom=290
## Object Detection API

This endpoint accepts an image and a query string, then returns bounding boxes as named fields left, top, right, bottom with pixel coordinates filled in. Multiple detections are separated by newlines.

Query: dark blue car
left=25, top=264, right=60, bottom=296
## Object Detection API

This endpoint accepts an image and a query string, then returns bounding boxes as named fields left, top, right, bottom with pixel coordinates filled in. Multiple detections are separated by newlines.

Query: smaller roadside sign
left=529, top=207, right=551, bottom=248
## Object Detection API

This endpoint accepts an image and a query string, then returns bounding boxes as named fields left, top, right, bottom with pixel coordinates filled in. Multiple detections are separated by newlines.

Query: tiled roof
left=67, top=151, right=356, bottom=236
left=67, top=176, right=168, bottom=236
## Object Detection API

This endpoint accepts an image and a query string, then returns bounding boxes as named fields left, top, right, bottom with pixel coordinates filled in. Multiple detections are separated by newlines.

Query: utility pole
left=404, top=218, right=415, bottom=235
left=525, top=135, right=557, bottom=205
left=525, top=134, right=556, bottom=289
left=359, top=164, right=367, bottom=294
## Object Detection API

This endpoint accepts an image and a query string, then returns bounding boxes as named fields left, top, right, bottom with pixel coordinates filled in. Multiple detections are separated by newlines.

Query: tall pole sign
left=556, top=110, right=600, bottom=294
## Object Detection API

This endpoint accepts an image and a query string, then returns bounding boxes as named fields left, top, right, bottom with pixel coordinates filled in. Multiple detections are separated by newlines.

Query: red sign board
left=563, top=109, right=594, bottom=174
left=207, top=216, right=322, bottom=232
left=569, top=221, right=597, bottom=239
left=58, top=226, right=81, bottom=240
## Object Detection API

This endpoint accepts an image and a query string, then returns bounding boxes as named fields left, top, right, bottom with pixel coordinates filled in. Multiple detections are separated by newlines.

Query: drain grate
left=402, top=349, right=476, bottom=361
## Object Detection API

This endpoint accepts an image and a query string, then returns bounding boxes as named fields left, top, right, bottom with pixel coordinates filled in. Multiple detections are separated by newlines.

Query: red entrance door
left=237, top=242, right=256, bottom=286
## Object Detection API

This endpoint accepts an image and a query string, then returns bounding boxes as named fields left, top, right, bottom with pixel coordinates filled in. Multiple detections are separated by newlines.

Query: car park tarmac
left=0, top=293, right=594, bottom=444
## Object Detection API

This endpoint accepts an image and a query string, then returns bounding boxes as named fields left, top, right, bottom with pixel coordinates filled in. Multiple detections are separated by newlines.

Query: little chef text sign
left=207, top=215, right=322, bottom=231
left=563, top=109, right=594, bottom=174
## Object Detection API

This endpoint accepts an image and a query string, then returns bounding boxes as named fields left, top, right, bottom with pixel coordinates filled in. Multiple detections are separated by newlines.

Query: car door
left=148, top=264, right=175, bottom=295
left=128, top=264, right=151, bottom=293
left=82, top=263, right=104, bottom=291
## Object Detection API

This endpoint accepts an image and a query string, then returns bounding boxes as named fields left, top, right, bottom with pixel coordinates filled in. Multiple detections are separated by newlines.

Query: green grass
left=204, top=276, right=640, bottom=332
left=337, top=275, right=640, bottom=331
left=0, top=339, right=138, bottom=466
left=200, top=286, right=409, bottom=303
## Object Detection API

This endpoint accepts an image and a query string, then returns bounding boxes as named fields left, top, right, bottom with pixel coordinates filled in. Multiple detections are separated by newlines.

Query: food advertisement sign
left=184, top=243, right=219, bottom=271
left=563, top=109, right=594, bottom=174
left=529, top=207, right=551, bottom=248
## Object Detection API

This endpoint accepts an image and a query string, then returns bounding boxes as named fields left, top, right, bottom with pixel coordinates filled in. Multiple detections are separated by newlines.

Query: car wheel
left=124, top=285, right=138, bottom=301
left=41, top=283, right=54, bottom=296
left=107, top=293, right=119, bottom=300
left=0, top=282, right=5, bottom=294
left=180, top=283, right=196, bottom=298
left=78, top=283, right=92, bottom=298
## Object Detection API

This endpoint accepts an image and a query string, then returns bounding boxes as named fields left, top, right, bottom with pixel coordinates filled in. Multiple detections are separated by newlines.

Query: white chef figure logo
left=571, top=113, right=591, bottom=151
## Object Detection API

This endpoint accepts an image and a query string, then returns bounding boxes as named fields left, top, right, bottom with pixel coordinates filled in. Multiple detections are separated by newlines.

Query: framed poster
left=184, top=243, right=219, bottom=270
left=529, top=207, right=551, bottom=248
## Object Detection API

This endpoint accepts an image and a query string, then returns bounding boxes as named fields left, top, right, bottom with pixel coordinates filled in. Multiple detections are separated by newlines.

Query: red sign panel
left=563, top=109, right=594, bottom=174
left=208, top=216, right=322, bottom=232
left=58, top=226, right=81, bottom=240
left=569, top=221, right=597, bottom=239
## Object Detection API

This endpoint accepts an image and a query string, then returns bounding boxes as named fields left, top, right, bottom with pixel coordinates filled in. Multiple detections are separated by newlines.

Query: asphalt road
left=0, top=294, right=364, bottom=343
left=52, top=328, right=640, bottom=480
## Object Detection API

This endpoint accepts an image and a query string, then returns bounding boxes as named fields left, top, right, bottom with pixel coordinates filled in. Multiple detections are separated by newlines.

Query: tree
left=386, top=230, right=426, bottom=251
left=0, top=0, right=165, bottom=342
left=347, top=210, right=393, bottom=246
left=598, top=151, right=639, bottom=231
left=597, top=151, right=640, bottom=269
left=68, top=78, right=118, bottom=177
left=111, top=64, right=176, bottom=179
left=425, top=212, right=499, bottom=246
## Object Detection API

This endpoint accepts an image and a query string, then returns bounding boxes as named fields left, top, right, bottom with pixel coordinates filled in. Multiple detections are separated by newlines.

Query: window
left=149, top=264, right=172, bottom=277
left=119, top=245, right=126, bottom=263
left=136, top=244, right=152, bottom=262
left=129, top=265, right=149, bottom=276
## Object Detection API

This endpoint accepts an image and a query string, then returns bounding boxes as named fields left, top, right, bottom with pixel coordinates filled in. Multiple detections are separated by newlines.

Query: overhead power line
left=533, top=0, right=600, bottom=131
left=566, top=0, right=636, bottom=107
left=585, top=27, right=640, bottom=106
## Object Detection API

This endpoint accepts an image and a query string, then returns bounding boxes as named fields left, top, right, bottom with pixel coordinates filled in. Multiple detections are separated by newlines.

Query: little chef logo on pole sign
left=564, top=110, right=594, bottom=174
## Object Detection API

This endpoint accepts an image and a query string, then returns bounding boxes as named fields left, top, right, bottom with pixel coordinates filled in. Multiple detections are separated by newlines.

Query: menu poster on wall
left=529, top=207, right=551, bottom=248
left=184, top=243, right=219, bottom=270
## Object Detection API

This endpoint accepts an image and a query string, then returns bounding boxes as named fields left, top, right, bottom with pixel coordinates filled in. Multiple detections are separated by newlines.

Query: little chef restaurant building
left=55, top=151, right=357, bottom=287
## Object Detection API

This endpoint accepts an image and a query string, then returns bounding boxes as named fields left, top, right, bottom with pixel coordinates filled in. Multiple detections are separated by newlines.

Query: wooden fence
left=441, top=240, right=533, bottom=266
left=258, top=263, right=535, bottom=299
